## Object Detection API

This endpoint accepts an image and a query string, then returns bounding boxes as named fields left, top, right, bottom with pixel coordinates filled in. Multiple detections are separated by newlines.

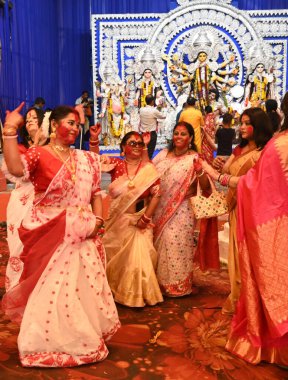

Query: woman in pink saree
left=101, top=132, right=163, bottom=307
left=153, top=122, right=211, bottom=297
left=2, top=104, right=120, bottom=367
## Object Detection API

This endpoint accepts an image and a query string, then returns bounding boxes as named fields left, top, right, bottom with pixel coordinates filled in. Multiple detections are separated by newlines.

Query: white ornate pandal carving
left=91, top=1, right=287, bottom=150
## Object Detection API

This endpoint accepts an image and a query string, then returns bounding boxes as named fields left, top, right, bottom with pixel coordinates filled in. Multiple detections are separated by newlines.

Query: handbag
left=190, top=177, right=228, bottom=219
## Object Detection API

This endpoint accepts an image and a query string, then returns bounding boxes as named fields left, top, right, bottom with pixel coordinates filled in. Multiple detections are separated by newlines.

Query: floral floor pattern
left=0, top=226, right=287, bottom=380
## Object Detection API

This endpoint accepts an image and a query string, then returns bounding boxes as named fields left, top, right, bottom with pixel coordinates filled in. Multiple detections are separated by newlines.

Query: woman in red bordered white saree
left=153, top=122, right=211, bottom=297
left=2, top=104, right=120, bottom=367
left=101, top=131, right=163, bottom=307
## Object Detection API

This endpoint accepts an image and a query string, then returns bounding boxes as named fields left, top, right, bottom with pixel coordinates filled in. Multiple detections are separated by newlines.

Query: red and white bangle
left=219, top=173, right=231, bottom=187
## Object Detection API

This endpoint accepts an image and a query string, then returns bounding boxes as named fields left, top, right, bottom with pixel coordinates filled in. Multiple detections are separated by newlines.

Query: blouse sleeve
left=21, top=146, right=41, bottom=180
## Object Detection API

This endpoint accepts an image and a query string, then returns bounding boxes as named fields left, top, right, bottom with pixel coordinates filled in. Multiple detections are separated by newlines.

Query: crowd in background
left=0, top=88, right=288, bottom=369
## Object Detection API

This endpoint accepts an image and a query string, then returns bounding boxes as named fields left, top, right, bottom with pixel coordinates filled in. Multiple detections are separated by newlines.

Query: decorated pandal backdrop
left=92, top=0, right=288, bottom=150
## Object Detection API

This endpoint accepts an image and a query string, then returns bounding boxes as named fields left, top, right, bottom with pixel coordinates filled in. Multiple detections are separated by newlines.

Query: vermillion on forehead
left=56, top=112, right=80, bottom=144
left=173, top=125, right=191, bottom=148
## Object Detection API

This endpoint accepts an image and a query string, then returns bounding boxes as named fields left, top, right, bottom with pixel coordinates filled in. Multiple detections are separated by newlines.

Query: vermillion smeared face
left=173, top=125, right=192, bottom=149
left=123, top=135, right=144, bottom=158
left=56, top=113, right=80, bottom=145
left=26, top=109, right=39, bottom=136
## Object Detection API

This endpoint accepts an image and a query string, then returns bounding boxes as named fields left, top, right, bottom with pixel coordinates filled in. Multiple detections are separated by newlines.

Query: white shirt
left=139, top=105, right=165, bottom=132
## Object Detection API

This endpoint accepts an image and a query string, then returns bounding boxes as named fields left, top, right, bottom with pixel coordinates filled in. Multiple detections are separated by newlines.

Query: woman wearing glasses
left=91, top=131, right=163, bottom=307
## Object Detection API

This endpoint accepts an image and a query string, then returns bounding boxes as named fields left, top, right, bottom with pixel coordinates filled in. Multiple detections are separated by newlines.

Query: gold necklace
left=51, top=143, right=70, bottom=152
left=50, top=145, right=76, bottom=182
left=125, top=160, right=142, bottom=188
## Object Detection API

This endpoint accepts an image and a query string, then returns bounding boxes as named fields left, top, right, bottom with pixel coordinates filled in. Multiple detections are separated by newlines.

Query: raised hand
left=5, top=102, right=25, bottom=129
left=90, top=122, right=102, bottom=140
left=142, top=132, right=151, bottom=146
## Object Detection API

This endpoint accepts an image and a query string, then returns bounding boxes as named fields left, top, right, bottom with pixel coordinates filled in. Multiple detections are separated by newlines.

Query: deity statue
left=243, top=44, right=276, bottom=108
left=164, top=29, right=239, bottom=112
left=133, top=45, right=165, bottom=108
left=96, top=61, right=130, bottom=145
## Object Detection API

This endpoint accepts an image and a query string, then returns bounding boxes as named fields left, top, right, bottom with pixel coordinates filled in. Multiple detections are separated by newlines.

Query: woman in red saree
left=2, top=104, right=120, bottom=367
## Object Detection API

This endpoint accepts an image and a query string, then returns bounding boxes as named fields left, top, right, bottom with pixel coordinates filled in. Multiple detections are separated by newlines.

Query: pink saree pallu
left=226, top=131, right=288, bottom=365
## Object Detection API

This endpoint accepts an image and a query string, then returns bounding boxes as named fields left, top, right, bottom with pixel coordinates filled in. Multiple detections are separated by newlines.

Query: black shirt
left=216, top=128, right=235, bottom=156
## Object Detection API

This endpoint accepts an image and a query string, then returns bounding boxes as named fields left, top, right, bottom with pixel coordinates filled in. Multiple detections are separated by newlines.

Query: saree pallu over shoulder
left=153, top=151, right=197, bottom=297
left=226, top=148, right=261, bottom=212
left=153, top=152, right=197, bottom=242
left=226, top=132, right=288, bottom=365
left=106, top=162, right=160, bottom=229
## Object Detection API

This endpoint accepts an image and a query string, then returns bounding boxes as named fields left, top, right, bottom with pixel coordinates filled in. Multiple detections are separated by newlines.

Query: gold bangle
left=3, top=127, right=17, bottom=133
left=4, top=123, right=18, bottom=129
left=3, top=134, right=18, bottom=139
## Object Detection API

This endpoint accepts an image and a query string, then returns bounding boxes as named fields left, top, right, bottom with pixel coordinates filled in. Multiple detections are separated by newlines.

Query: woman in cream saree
left=102, top=132, right=163, bottom=307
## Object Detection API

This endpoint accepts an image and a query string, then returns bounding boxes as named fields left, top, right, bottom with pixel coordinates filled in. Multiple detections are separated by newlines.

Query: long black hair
left=281, top=92, right=288, bottom=132
left=240, top=107, right=273, bottom=150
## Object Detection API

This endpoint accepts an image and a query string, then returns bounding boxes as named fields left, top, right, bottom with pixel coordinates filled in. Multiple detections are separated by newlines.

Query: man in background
left=33, top=97, right=46, bottom=110
left=139, top=94, right=166, bottom=159
left=179, top=97, right=204, bottom=152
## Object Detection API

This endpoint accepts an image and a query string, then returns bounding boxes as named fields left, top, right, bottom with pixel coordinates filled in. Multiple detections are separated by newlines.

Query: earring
left=120, top=151, right=125, bottom=157
left=50, top=125, right=56, bottom=139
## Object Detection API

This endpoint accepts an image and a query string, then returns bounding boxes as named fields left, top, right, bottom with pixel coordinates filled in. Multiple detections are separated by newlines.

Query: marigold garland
left=107, top=92, right=125, bottom=137
left=253, top=76, right=268, bottom=102
left=140, top=80, right=154, bottom=107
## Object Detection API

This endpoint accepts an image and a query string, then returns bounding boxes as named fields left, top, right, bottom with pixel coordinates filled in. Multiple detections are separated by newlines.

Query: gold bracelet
left=4, top=123, right=18, bottom=129
left=3, top=127, right=17, bottom=134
